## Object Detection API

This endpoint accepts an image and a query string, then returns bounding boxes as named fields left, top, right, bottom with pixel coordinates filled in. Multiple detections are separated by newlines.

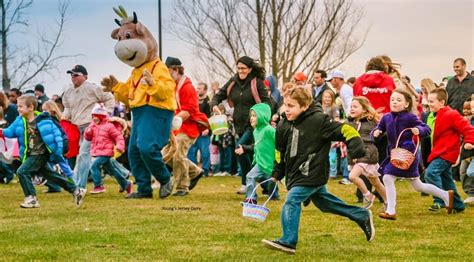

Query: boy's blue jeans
left=187, top=135, right=210, bottom=176
left=424, top=157, right=465, bottom=210
left=245, top=165, right=279, bottom=201
left=17, top=154, right=77, bottom=197
left=278, top=185, right=369, bottom=247
left=91, top=156, right=129, bottom=190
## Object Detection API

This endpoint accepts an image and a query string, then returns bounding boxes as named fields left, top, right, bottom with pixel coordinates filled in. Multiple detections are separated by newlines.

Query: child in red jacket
left=84, top=104, right=132, bottom=195
left=424, top=89, right=474, bottom=213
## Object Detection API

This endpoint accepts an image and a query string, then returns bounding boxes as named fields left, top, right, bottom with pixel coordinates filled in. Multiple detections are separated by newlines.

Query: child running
left=84, top=104, right=132, bottom=195
left=0, top=95, right=86, bottom=208
left=373, top=88, right=454, bottom=220
left=347, top=97, right=387, bottom=209
left=262, top=87, right=374, bottom=255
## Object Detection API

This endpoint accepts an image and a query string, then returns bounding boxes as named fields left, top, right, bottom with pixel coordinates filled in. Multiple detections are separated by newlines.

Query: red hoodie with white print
left=353, top=70, right=396, bottom=114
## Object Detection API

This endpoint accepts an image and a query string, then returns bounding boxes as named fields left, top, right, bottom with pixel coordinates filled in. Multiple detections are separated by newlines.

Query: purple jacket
left=376, top=111, right=430, bottom=177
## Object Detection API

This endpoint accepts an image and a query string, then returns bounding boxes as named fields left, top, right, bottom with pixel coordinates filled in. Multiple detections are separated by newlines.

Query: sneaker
left=338, top=178, right=352, bottom=185
left=378, top=211, right=397, bottom=220
left=73, top=188, right=87, bottom=208
left=159, top=178, right=174, bottom=199
left=125, top=192, right=153, bottom=199
left=446, top=190, right=454, bottom=214
left=428, top=203, right=444, bottom=212
left=119, top=180, right=133, bottom=194
left=32, top=176, right=47, bottom=186
left=189, top=171, right=204, bottom=191
left=20, top=196, right=40, bottom=208
left=90, top=185, right=106, bottom=194
left=261, top=239, right=296, bottom=254
left=172, top=190, right=189, bottom=197
left=362, top=194, right=376, bottom=209
left=236, top=185, right=247, bottom=195
left=358, top=210, right=375, bottom=241
left=463, top=196, right=474, bottom=204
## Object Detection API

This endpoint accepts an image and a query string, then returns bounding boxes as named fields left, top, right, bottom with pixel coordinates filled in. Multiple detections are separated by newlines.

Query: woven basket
left=390, top=128, right=418, bottom=170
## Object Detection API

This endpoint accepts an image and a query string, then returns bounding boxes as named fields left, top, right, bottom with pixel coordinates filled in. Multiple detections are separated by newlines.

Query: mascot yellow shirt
left=112, top=59, right=177, bottom=111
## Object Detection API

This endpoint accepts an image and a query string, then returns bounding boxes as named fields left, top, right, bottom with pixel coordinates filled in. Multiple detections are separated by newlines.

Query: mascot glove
left=101, top=75, right=118, bottom=92
left=172, top=116, right=183, bottom=131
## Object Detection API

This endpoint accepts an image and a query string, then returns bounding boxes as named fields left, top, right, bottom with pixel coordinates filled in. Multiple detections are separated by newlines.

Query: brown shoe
left=378, top=211, right=397, bottom=220
left=446, top=190, right=454, bottom=214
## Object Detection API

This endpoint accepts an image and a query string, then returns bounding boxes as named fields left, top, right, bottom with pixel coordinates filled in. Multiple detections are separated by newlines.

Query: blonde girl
left=347, top=97, right=386, bottom=209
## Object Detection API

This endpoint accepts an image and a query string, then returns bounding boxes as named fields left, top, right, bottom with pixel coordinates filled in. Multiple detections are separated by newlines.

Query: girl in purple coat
left=373, top=89, right=454, bottom=220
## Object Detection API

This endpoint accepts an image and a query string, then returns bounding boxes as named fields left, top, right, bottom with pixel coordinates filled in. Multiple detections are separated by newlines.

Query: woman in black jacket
left=211, top=56, right=271, bottom=193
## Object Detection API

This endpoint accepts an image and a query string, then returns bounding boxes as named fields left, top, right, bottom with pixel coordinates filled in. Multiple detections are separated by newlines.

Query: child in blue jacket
left=0, top=95, right=86, bottom=208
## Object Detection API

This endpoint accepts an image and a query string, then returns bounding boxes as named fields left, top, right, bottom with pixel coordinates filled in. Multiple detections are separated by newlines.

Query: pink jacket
left=84, top=118, right=125, bottom=157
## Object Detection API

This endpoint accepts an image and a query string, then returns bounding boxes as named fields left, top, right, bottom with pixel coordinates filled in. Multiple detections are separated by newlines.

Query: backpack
left=226, top=77, right=261, bottom=107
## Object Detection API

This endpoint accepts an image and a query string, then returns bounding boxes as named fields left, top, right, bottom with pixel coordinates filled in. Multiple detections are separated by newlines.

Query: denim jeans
left=218, top=145, right=232, bottom=173
left=328, top=147, right=337, bottom=178
left=279, top=185, right=369, bottom=247
left=17, top=154, right=77, bottom=197
left=339, top=157, right=349, bottom=179
left=461, top=159, right=474, bottom=196
left=424, top=157, right=465, bottom=210
left=236, top=129, right=253, bottom=185
left=0, top=160, right=14, bottom=183
left=74, top=124, right=92, bottom=189
left=129, top=106, right=173, bottom=195
left=187, top=135, right=211, bottom=176
left=245, top=165, right=279, bottom=201
left=91, top=156, right=129, bottom=190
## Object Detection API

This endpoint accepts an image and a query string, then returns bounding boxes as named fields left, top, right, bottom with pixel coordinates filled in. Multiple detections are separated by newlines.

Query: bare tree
left=1, top=0, right=77, bottom=91
left=170, top=0, right=367, bottom=83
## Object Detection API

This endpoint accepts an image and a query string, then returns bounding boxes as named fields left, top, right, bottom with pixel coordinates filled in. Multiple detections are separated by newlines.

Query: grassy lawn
left=0, top=176, right=472, bottom=261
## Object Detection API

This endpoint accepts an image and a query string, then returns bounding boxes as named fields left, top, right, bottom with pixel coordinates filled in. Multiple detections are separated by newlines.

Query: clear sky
left=7, top=0, right=474, bottom=95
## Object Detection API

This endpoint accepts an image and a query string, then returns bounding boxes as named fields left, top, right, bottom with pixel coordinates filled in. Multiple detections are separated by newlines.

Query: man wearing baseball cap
left=327, top=69, right=353, bottom=117
left=62, top=64, right=115, bottom=190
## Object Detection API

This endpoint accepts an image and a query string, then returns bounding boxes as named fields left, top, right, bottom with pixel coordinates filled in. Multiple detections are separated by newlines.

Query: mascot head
left=111, top=6, right=158, bottom=68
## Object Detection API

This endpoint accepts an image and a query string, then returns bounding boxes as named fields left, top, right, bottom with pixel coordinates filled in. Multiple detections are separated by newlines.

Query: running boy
left=262, top=87, right=374, bottom=255
left=0, top=95, right=86, bottom=208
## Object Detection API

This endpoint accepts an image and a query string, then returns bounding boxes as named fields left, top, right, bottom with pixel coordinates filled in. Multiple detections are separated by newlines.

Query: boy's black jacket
left=272, top=102, right=366, bottom=190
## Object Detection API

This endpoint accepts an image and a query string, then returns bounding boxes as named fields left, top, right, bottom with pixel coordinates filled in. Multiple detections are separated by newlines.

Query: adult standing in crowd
left=0, top=92, right=19, bottom=126
left=62, top=65, right=115, bottom=190
left=8, top=88, right=21, bottom=105
left=446, top=58, right=474, bottom=114
left=163, top=57, right=207, bottom=196
left=211, top=56, right=271, bottom=194
left=312, top=70, right=330, bottom=104
left=327, top=70, right=352, bottom=117
left=188, top=82, right=212, bottom=178
left=34, top=84, right=49, bottom=111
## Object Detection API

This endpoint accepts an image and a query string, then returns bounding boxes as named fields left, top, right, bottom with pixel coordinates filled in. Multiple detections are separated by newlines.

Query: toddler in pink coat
left=84, top=104, right=132, bottom=195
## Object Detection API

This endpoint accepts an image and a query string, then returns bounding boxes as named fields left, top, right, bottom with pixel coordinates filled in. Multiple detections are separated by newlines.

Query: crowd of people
left=1, top=54, right=473, bottom=255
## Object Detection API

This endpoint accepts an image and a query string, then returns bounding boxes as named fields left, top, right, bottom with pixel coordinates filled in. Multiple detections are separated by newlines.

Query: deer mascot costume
left=102, top=6, right=175, bottom=199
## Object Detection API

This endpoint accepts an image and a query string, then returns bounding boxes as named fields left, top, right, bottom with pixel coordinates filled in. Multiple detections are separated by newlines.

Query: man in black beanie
left=34, top=84, right=49, bottom=111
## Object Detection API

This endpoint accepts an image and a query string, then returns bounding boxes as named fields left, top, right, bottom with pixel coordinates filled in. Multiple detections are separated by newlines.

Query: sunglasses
left=71, top=73, right=83, bottom=77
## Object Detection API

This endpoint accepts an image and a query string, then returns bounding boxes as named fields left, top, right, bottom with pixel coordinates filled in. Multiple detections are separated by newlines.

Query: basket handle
left=248, top=177, right=278, bottom=208
left=394, top=128, right=420, bottom=154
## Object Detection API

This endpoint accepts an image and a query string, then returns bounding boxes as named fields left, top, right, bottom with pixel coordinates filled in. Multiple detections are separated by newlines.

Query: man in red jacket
left=353, top=57, right=396, bottom=114
left=424, top=88, right=474, bottom=213
left=162, top=57, right=208, bottom=196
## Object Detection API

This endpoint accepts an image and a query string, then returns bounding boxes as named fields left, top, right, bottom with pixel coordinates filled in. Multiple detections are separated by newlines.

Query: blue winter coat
left=3, top=112, right=64, bottom=162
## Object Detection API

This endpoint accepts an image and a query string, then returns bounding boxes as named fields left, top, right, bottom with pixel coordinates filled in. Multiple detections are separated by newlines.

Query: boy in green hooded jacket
left=236, top=103, right=278, bottom=203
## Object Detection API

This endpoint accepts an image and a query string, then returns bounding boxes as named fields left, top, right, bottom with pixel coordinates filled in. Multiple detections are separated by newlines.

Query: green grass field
left=0, top=176, right=472, bottom=261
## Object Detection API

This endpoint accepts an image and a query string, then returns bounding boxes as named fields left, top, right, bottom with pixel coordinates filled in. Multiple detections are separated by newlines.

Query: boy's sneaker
left=20, top=196, right=40, bottom=208
left=428, top=203, right=443, bottom=211
left=159, top=178, right=174, bottom=199
left=236, top=185, right=247, bottom=194
left=358, top=210, right=375, bottom=241
left=91, top=185, right=106, bottom=194
left=464, top=196, right=474, bottom=204
left=32, top=176, right=47, bottom=186
left=189, top=171, right=204, bottom=191
left=261, top=239, right=296, bottom=254
left=73, top=188, right=87, bottom=208
left=362, top=194, right=376, bottom=209
left=446, top=190, right=454, bottom=214
left=119, top=180, right=133, bottom=194
left=338, top=178, right=352, bottom=185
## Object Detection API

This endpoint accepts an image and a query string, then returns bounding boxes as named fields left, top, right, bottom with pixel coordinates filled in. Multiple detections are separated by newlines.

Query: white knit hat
left=91, top=104, right=108, bottom=116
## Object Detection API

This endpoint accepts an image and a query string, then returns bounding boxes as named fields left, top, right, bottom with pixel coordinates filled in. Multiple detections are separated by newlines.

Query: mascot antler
left=113, top=5, right=137, bottom=26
